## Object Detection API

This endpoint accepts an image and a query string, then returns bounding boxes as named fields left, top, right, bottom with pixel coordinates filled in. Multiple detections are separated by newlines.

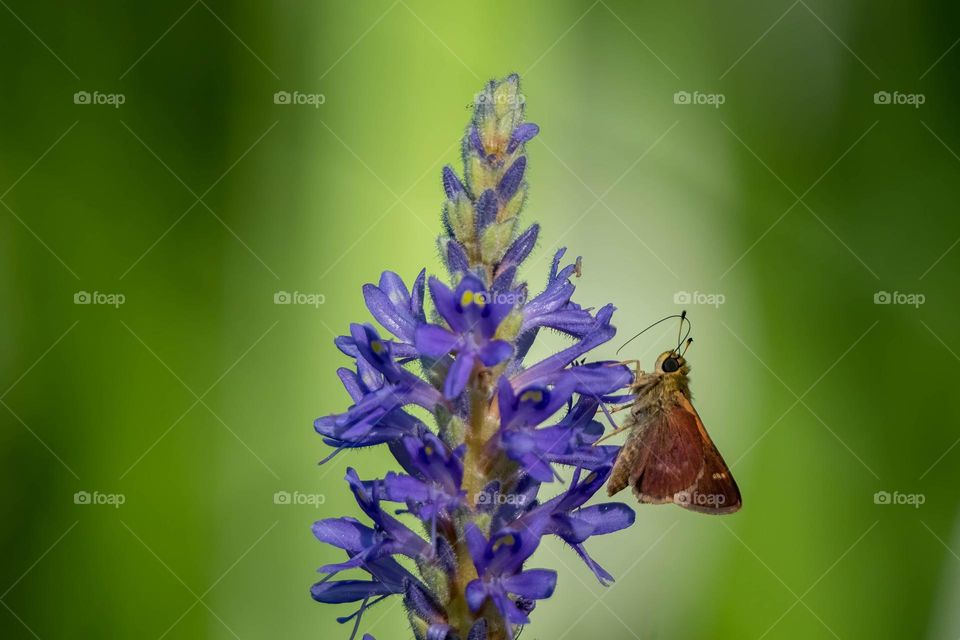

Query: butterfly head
left=655, top=350, right=688, bottom=376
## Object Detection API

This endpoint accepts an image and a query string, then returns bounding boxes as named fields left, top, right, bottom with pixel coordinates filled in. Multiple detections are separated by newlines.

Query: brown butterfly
left=603, top=313, right=741, bottom=514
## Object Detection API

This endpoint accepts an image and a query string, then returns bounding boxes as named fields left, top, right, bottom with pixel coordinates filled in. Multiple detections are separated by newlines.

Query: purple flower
left=464, top=521, right=557, bottom=630
left=519, top=466, right=635, bottom=585
left=507, top=123, right=540, bottom=153
left=511, top=305, right=628, bottom=391
left=415, top=275, right=514, bottom=398
left=520, top=248, right=599, bottom=339
left=362, top=269, right=426, bottom=349
left=314, top=469, right=432, bottom=576
left=496, top=375, right=578, bottom=481
left=311, top=75, right=637, bottom=640
left=315, top=324, right=442, bottom=449
left=382, top=434, right=466, bottom=543
left=499, top=391, right=620, bottom=482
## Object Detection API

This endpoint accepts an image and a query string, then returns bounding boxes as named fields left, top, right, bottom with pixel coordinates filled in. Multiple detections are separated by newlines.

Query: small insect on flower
left=604, top=312, right=742, bottom=514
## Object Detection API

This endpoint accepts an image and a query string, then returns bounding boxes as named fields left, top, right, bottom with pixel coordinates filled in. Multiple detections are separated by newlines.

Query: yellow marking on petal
left=492, top=534, right=515, bottom=552
left=370, top=341, right=385, bottom=355
left=460, top=289, right=488, bottom=308
left=519, top=389, right=544, bottom=404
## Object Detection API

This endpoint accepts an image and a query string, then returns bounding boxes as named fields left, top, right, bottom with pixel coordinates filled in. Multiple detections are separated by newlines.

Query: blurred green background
left=2, top=1, right=959, bottom=638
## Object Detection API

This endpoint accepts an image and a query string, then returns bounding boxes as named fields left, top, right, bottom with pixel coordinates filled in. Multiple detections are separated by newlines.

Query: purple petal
left=475, top=189, right=498, bottom=231
left=335, top=335, right=359, bottom=359
left=464, top=524, right=489, bottom=573
left=442, top=165, right=464, bottom=199
left=378, top=270, right=410, bottom=304
left=520, top=451, right=556, bottom=483
left=336, top=367, right=365, bottom=403
left=502, top=569, right=557, bottom=600
left=574, top=503, right=636, bottom=535
left=404, top=580, right=446, bottom=624
left=427, top=277, right=462, bottom=333
left=465, top=579, right=487, bottom=612
left=484, top=525, right=546, bottom=576
left=384, top=473, right=430, bottom=503
left=410, top=269, right=426, bottom=321
left=363, top=284, right=416, bottom=342
left=445, top=239, right=470, bottom=276
left=415, top=324, right=460, bottom=359
left=498, top=156, right=526, bottom=201
left=444, top=352, right=476, bottom=398
left=491, top=266, right=517, bottom=293
left=498, top=591, right=530, bottom=625
left=566, top=362, right=633, bottom=396
left=571, top=543, right=615, bottom=586
left=512, top=305, right=618, bottom=389
left=310, top=579, right=394, bottom=604
left=549, top=247, right=566, bottom=281
left=478, top=339, right=513, bottom=367
left=549, top=513, right=595, bottom=544
left=350, top=323, right=401, bottom=383
left=312, top=518, right=374, bottom=552
left=498, top=223, right=539, bottom=271
left=469, top=126, right=484, bottom=155
left=508, top=123, right=540, bottom=153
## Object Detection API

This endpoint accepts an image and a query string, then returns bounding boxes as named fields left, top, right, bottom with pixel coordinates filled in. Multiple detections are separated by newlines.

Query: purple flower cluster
left=312, top=75, right=636, bottom=640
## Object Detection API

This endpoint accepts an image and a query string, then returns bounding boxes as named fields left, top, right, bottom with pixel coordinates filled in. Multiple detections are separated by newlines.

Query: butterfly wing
left=607, top=404, right=704, bottom=502
left=671, top=394, right=742, bottom=514
left=608, top=393, right=741, bottom=515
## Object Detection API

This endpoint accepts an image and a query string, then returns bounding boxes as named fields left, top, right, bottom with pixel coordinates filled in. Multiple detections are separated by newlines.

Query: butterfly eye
left=662, top=357, right=680, bottom=373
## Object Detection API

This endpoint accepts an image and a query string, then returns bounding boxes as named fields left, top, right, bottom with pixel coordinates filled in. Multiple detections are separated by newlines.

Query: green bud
left=445, top=193, right=474, bottom=242
left=480, top=219, right=515, bottom=264
left=495, top=308, right=524, bottom=343
left=499, top=183, right=527, bottom=223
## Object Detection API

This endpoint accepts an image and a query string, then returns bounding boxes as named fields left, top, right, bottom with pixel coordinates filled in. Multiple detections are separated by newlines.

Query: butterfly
left=603, top=313, right=741, bottom=514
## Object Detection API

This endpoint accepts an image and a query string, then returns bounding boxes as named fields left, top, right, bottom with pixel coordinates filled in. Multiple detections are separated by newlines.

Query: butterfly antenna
left=616, top=313, right=686, bottom=356
left=673, top=314, right=692, bottom=355
left=681, top=337, right=693, bottom=357
left=675, top=310, right=687, bottom=353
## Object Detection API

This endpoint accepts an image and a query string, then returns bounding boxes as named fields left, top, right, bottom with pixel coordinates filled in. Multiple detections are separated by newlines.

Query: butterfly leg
left=593, top=422, right=636, bottom=445
left=617, top=359, right=644, bottom=379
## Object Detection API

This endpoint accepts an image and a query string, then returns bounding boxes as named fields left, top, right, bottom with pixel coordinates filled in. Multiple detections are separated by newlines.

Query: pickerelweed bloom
left=313, top=74, right=636, bottom=640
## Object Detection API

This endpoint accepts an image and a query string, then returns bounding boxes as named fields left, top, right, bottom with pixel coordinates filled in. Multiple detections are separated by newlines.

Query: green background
left=2, top=1, right=958, bottom=638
